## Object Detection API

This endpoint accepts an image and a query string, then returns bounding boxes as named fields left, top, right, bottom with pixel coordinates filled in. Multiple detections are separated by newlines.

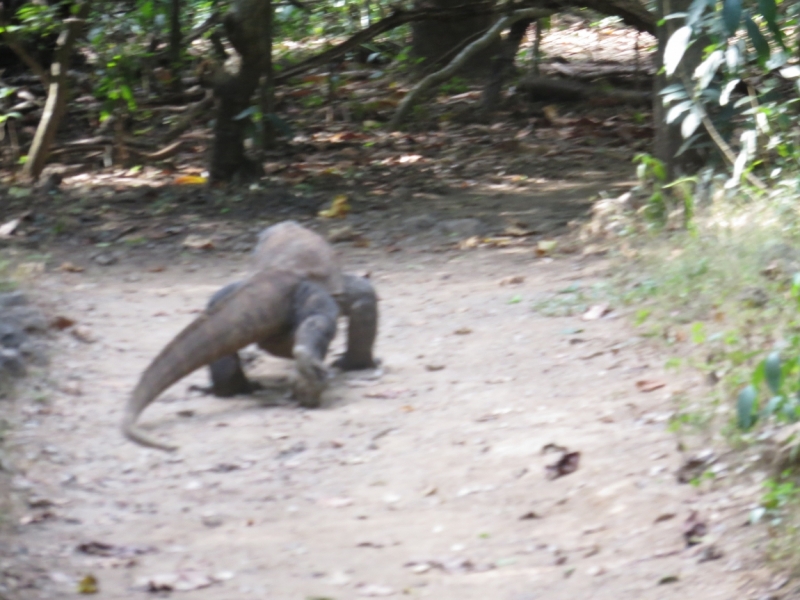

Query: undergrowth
left=611, top=197, right=800, bottom=572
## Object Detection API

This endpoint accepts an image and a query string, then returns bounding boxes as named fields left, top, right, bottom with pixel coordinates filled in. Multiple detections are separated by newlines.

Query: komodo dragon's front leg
left=205, top=274, right=378, bottom=400
left=332, top=274, right=379, bottom=371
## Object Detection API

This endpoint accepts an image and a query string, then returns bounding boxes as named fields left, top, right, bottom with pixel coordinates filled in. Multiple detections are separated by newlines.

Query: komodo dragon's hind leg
left=204, top=282, right=264, bottom=397
left=332, top=274, right=379, bottom=371
left=291, top=281, right=339, bottom=407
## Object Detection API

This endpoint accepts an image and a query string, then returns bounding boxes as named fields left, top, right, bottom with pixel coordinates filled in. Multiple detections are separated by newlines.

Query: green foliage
left=661, top=0, right=800, bottom=189
left=439, top=76, right=468, bottom=96
left=735, top=276, right=800, bottom=431
left=633, top=153, right=669, bottom=225
left=752, top=475, right=800, bottom=525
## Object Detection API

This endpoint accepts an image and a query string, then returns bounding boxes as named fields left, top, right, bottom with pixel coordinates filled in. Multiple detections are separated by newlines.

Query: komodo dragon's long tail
left=122, top=270, right=299, bottom=451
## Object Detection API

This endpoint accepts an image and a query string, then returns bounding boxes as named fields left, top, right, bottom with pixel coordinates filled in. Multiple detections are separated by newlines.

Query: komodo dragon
left=121, top=221, right=378, bottom=451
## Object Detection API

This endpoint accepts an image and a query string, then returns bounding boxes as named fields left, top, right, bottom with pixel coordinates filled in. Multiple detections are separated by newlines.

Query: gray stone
left=436, top=218, right=485, bottom=238
left=0, top=348, right=25, bottom=379
left=0, top=322, right=25, bottom=348
left=19, top=339, right=48, bottom=366
left=0, top=291, right=28, bottom=308
left=3, top=306, right=48, bottom=332
left=93, top=253, right=118, bottom=266
left=402, top=214, right=437, bottom=232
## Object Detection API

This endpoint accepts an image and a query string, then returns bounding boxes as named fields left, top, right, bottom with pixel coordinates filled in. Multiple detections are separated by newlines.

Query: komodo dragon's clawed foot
left=332, top=355, right=382, bottom=371
left=293, top=345, right=329, bottom=408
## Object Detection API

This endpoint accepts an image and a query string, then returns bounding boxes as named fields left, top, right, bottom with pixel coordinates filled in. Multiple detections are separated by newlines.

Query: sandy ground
left=0, top=225, right=777, bottom=599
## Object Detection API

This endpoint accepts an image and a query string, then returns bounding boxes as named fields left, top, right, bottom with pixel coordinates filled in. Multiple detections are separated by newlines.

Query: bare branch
left=390, top=7, right=554, bottom=130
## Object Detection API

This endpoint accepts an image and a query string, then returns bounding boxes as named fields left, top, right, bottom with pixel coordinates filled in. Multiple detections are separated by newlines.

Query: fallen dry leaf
left=20, top=511, right=56, bottom=525
left=542, top=443, right=569, bottom=454
left=318, top=194, right=351, bottom=218
left=58, top=262, right=84, bottom=273
left=683, top=511, right=707, bottom=546
left=636, top=379, right=667, bottom=392
left=582, top=304, right=612, bottom=320
left=51, top=315, right=76, bottom=330
left=0, top=218, right=20, bottom=238
left=70, top=326, right=96, bottom=343
left=77, top=541, right=158, bottom=558
left=77, top=574, right=98, bottom=594
left=654, top=513, right=676, bottom=523
left=425, top=364, right=445, bottom=371
left=174, top=175, right=207, bottom=185
left=520, top=511, right=541, bottom=520
left=545, top=451, right=581, bottom=480
left=139, top=569, right=230, bottom=592
left=182, top=235, right=215, bottom=250
left=457, top=236, right=481, bottom=250
left=499, top=275, right=525, bottom=286
left=535, top=240, right=558, bottom=256
left=454, top=327, right=472, bottom=335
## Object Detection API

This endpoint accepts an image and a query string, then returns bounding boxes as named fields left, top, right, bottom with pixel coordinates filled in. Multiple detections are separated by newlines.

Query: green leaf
left=765, top=352, right=782, bottom=394
left=757, top=0, right=777, bottom=29
left=720, top=79, right=740, bottom=105
left=664, top=26, right=693, bottom=76
left=752, top=359, right=766, bottom=387
left=737, top=385, right=758, bottom=430
left=725, top=43, right=742, bottom=71
left=757, top=0, right=785, bottom=48
left=781, top=66, right=800, bottom=79
left=681, top=106, right=703, bottom=139
left=694, top=50, right=724, bottom=90
left=744, top=13, right=770, bottom=67
left=722, top=0, right=741, bottom=36
left=666, top=100, right=692, bottom=124
left=765, top=395, right=782, bottom=416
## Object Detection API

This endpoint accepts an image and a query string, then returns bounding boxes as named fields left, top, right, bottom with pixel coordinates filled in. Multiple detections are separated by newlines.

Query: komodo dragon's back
left=252, top=221, right=344, bottom=297
left=122, top=221, right=344, bottom=451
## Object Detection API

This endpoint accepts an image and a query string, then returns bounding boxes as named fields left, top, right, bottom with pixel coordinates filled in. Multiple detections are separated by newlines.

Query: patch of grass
left=611, top=197, right=800, bottom=573
left=531, top=282, right=610, bottom=317
left=615, top=213, right=800, bottom=436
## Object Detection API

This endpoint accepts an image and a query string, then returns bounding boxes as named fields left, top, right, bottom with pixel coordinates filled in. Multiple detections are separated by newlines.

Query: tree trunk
left=411, top=0, right=498, bottom=77
left=482, top=17, right=531, bottom=112
left=209, top=0, right=271, bottom=181
left=260, top=0, right=277, bottom=150
left=22, top=0, right=90, bottom=181
left=169, top=0, right=182, bottom=90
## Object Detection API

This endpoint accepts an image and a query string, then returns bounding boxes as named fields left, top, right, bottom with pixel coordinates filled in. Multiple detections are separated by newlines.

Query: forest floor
left=0, top=16, right=785, bottom=600
left=0, top=178, right=781, bottom=599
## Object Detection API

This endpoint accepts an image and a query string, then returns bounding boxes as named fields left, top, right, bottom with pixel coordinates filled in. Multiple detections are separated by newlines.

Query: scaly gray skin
left=206, top=273, right=379, bottom=399
left=122, top=269, right=299, bottom=451
left=122, top=221, right=347, bottom=451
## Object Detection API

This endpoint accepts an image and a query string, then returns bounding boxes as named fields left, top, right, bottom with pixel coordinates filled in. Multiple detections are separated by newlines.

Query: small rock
left=0, top=348, right=25, bottom=377
left=328, top=225, right=359, bottom=243
left=201, top=512, right=224, bottom=528
left=0, top=322, right=25, bottom=348
left=437, top=218, right=484, bottom=238
left=70, top=326, right=96, bottom=343
left=697, top=544, right=723, bottom=562
left=402, top=214, right=437, bottom=232
left=0, top=291, right=28, bottom=308
left=18, top=340, right=48, bottom=365
left=5, top=306, right=48, bottom=332
left=93, top=253, right=117, bottom=266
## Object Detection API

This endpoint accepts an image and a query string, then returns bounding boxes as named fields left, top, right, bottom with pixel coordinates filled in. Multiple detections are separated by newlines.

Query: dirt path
left=1, top=234, right=771, bottom=599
